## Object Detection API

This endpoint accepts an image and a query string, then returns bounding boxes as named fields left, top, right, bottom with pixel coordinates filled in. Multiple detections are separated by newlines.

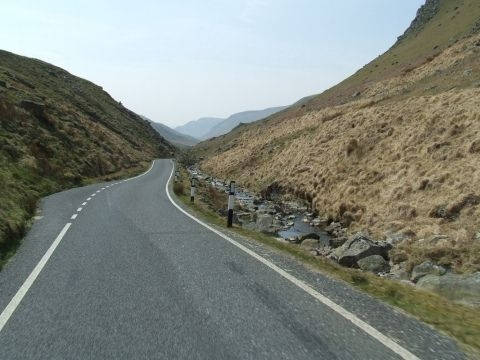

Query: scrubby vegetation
left=0, top=50, right=174, bottom=268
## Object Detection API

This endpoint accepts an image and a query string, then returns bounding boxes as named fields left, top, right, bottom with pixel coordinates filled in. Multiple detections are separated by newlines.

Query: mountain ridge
left=201, top=106, right=288, bottom=140
left=141, top=116, right=199, bottom=147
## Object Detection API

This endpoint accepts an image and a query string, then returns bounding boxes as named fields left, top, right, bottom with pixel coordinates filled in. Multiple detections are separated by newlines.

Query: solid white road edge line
left=0, top=160, right=157, bottom=334
left=0, top=223, right=72, bottom=333
left=164, top=161, right=420, bottom=360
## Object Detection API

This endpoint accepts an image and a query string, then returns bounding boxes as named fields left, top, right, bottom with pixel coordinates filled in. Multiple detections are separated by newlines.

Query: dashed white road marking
left=96, top=190, right=101, bottom=193
left=165, top=161, right=420, bottom=360
left=82, top=202, right=87, bottom=206
left=77, top=208, right=82, bottom=212
left=0, top=160, right=158, bottom=335
left=0, top=223, right=72, bottom=333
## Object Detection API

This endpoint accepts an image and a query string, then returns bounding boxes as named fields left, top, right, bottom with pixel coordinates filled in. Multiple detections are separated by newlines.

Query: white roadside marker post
left=190, top=176, right=196, bottom=203
left=174, top=170, right=179, bottom=183
left=227, top=181, right=235, bottom=228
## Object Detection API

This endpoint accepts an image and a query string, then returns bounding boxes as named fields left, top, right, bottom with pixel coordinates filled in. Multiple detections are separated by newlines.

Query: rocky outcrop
left=334, top=233, right=391, bottom=268
left=417, top=272, right=480, bottom=307
left=396, top=0, right=441, bottom=43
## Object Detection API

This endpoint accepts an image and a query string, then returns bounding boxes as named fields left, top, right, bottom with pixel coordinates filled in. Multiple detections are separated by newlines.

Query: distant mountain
left=141, top=116, right=199, bottom=147
left=201, top=106, right=287, bottom=139
left=174, top=117, right=224, bottom=139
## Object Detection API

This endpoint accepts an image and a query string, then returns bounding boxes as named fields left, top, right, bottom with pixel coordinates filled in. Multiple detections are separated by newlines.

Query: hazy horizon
left=1, top=0, right=424, bottom=127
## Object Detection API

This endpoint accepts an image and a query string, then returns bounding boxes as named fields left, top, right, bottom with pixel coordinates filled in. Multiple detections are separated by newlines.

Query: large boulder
left=255, top=214, right=278, bottom=234
left=334, top=233, right=391, bottom=267
left=417, top=272, right=480, bottom=307
left=410, top=260, right=446, bottom=283
left=357, top=255, right=390, bottom=273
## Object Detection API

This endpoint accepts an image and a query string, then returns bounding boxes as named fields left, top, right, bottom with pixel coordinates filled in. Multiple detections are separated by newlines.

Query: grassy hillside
left=195, top=0, right=480, bottom=274
left=0, top=50, right=174, bottom=268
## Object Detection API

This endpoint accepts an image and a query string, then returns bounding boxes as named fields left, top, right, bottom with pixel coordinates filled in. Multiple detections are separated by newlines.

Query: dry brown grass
left=200, top=34, right=480, bottom=273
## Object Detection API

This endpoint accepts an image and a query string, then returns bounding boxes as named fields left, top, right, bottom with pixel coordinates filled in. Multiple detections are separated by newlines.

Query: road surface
left=0, top=159, right=465, bottom=359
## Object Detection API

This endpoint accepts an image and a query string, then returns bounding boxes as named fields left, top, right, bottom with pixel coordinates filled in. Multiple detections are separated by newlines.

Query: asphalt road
left=0, top=159, right=465, bottom=359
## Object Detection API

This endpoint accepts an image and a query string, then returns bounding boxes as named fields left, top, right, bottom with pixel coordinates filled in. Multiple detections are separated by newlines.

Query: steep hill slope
left=196, top=0, right=480, bottom=273
left=142, top=116, right=199, bottom=147
left=202, top=106, right=287, bottom=139
left=0, top=50, right=174, bottom=267
left=175, top=117, right=224, bottom=139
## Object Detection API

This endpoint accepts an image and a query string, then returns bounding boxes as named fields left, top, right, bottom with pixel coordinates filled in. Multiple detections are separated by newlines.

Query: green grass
left=0, top=159, right=152, bottom=271
left=0, top=48, right=174, bottom=270
left=173, top=167, right=480, bottom=358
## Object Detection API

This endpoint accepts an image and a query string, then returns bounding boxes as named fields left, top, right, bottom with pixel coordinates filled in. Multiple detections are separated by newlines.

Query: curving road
left=0, top=159, right=465, bottom=359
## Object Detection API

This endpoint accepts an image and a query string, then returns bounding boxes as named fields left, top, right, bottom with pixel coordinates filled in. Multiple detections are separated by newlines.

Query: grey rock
left=300, top=238, right=319, bottom=250
left=411, top=260, right=447, bottom=283
left=311, top=217, right=328, bottom=227
left=385, top=232, right=413, bottom=246
left=256, top=214, right=273, bottom=233
left=236, top=212, right=254, bottom=225
left=334, top=233, right=391, bottom=268
left=330, top=236, right=348, bottom=248
left=357, top=255, right=390, bottom=273
left=390, top=263, right=410, bottom=280
left=299, top=233, right=320, bottom=242
left=417, top=272, right=480, bottom=306
left=325, top=222, right=342, bottom=235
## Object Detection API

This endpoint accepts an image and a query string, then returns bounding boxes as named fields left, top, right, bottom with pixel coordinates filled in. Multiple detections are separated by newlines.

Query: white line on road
left=77, top=208, right=82, bottom=212
left=87, top=197, right=91, bottom=201
left=96, top=190, right=101, bottom=193
left=82, top=202, right=87, bottom=206
left=0, top=160, right=157, bottom=335
left=165, top=161, right=420, bottom=360
left=0, top=223, right=72, bottom=333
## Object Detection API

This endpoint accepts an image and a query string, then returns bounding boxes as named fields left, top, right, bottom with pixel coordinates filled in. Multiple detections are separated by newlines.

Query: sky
left=1, top=0, right=424, bottom=127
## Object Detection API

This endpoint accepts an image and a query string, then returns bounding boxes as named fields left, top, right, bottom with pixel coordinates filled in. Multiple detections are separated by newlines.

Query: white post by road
left=227, top=181, right=235, bottom=227
left=190, top=177, right=196, bottom=203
